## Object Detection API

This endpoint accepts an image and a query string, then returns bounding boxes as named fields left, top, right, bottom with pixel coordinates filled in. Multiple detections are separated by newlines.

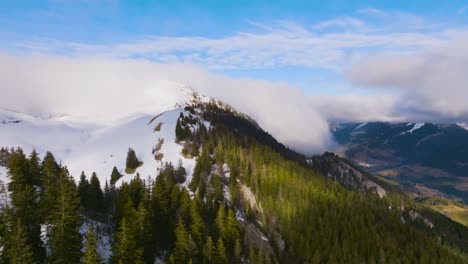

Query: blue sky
left=1, top=0, right=468, bottom=94
left=1, top=1, right=468, bottom=152
left=1, top=0, right=468, bottom=126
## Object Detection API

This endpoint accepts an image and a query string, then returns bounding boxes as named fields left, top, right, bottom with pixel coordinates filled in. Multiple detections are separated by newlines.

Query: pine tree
left=112, top=217, right=139, bottom=264
left=125, top=148, right=140, bottom=171
left=88, top=172, right=104, bottom=214
left=214, top=238, right=227, bottom=264
left=28, top=150, right=41, bottom=186
left=175, top=159, right=187, bottom=184
left=48, top=169, right=82, bottom=263
left=83, top=226, right=101, bottom=264
left=172, top=218, right=196, bottom=263
left=103, top=179, right=112, bottom=216
left=7, top=149, right=45, bottom=262
left=78, top=171, right=89, bottom=209
left=110, top=166, right=122, bottom=185
left=215, top=205, right=226, bottom=239
left=203, top=236, right=215, bottom=264
left=136, top=202, right=153, bottom=263
left=190, top=197, right=205, bottom=248
left=40, top=151, right=60, bottom=219
left=233, top=239, right=242, bottom=264
left=176, top=119, right=184, bottom=142
left=6, top=220, right=35, bottom=264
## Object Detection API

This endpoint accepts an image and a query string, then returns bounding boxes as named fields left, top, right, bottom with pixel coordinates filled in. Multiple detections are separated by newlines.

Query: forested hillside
left=1, top=102, right=468, bottom=263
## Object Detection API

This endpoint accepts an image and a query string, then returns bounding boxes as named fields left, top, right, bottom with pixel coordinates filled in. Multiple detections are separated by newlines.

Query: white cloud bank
left=345, top=39, right=468, bottom=122
left=2, top=10, right=468, bottom=154
left=0, top=53, right=333, bottom=155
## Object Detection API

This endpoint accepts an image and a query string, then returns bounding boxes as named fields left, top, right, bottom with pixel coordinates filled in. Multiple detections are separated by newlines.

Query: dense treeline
left=0, top=149, right=249, bottom=263
left=1, top=149, right=81, bottom=263
left=1, top=103, right=468, bottom=263
left=196, top=103, right=468, bottom=263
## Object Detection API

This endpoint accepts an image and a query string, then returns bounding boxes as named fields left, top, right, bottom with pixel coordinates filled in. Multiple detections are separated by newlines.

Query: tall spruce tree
left=125, top=148, right=140, bottom=170
left=110, top=166, right=122, bottom=185
left=203, top=236, right=215, bottom=264
left=40, top=151, right=60, bottom=219
left=78, top=171, right=89, bottom=209
left=88, top=172, right=104, bottom=215
left=5, top=220, right=35, bottom=264
left=171, top=218, right=196, bottom=263
left=112, top=217, right=143, bottom=264
left=83, top=226, right=101, bottom=264
left=48, top=168, right=82, bottom=263
left=7, top=149, right=45, bottom=262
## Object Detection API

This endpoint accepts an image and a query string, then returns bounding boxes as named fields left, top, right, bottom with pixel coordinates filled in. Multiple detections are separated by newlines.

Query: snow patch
left=402, top=123, right=425, bottom=134
left=80, top=219, right=113, bottom=263
left=0, top=166, right=9, bottom=209
left=456, top=122, right=468, bottom=130
left=357, top=162, right=374, bottom=168
left=353, top=122, right=368, bottom=131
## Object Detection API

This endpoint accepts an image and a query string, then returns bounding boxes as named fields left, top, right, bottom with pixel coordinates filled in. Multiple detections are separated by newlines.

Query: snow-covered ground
left=0, top=166, right=7, bottom=184
left=353, top=122, right=368, bottom=131
left=456, top=122, right=468, bottom=130
left=399, top=123, right=425, bottom=135
left=0, top=83, right=207, bottom=186
left=80, top=218, right=113, bottom=263
left=0, top=166, right=8, bottom=208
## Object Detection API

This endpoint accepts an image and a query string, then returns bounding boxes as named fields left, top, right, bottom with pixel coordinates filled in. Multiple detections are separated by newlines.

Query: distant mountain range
left=332, top=122, right=468, bottom=203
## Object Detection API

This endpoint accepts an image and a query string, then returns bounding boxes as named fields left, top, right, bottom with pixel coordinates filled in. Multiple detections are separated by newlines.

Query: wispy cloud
left=358, top=8, right=388, bottom=17
left=458, top=5, right=468, bottom=14
left=2, top=9, right=468, bottom=144
left=2, top=19, right=464, bottom=71
left=314, top=17, right=367, bottom=30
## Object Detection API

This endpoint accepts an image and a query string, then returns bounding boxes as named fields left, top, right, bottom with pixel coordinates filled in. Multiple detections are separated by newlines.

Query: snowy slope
left=456, top=122, right=468, bottom=130
left=405, top=123, right=425, bottom=134
left=0, top=83, right=209, bottom=186
left=0, top=166, right=6, bottom=184
left=353, top=122, right=368, bottom=131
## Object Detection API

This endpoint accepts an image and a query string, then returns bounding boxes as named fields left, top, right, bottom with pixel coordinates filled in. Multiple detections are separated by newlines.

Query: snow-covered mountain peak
left=173, top=84, right=211, bottom=108
left=0, top=82, right=220, bottom=187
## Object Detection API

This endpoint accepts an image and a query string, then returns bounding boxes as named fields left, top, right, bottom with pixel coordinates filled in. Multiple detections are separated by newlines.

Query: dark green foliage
left=112, top=217, right=144, bottom=264
left=3, top=103, right=468, bottom=264
left=78, top=171, right=90, bottom=208
left=40, top=151, right=61, bottom=220
left=7, top=148, right=45, bottom=262
left=110, top=166, right=123, bottom=185
left=4, top=219, right=35, bottom=264
left=88, top=172, right=104, bottom=214
left=83, top=226, right=101, bottom=264
left=126, top=148, right=140, bottom=170
left=175, top=159, right=187, bottom=184
left=48, top=168, right=82, bottom=264
left=170, top=218, right=196, bottom=263
left=175, top=114, right=192, bottom=142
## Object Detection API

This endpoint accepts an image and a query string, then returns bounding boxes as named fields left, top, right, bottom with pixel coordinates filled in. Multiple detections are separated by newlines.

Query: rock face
left=309, top=152, right=387, bottom=197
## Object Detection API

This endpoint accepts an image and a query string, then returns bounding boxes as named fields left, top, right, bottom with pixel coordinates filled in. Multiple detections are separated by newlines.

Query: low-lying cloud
left=0, top=53, right=333, bottom=155
left=346, top=39, right=468, bottom=122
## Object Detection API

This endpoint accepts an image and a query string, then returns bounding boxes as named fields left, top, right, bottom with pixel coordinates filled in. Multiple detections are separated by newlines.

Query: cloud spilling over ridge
left=0, top=53, right=333, bottom=155
left=309, top=93, right=402, bottom=123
